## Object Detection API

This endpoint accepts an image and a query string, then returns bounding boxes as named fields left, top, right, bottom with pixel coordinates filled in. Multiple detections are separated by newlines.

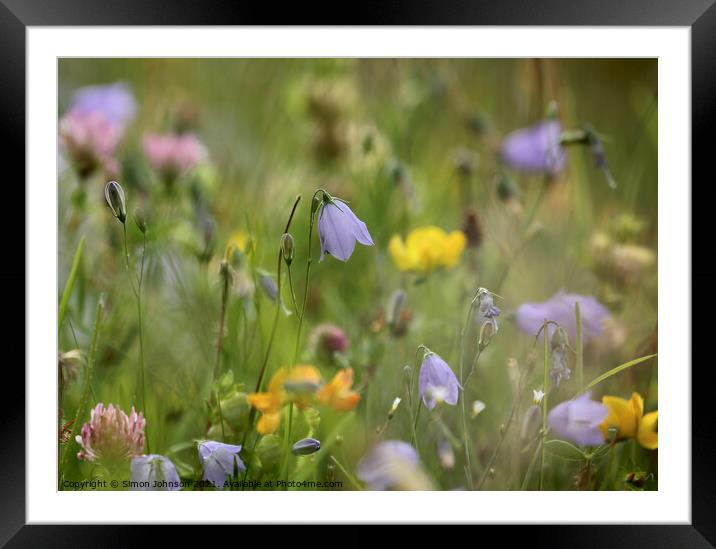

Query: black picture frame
left=4, top=0, right=713, bottom=545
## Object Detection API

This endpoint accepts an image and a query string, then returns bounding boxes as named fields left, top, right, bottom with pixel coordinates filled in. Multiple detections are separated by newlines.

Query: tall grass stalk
left=538, top=318, right=549, bottom=490
left=59, top=297, right=104, bottom=488
left=458, top=291, right=480, bottom=489
left=575, top=302, right=583, bottom=392
left=123, top=226, right=150, bottom=452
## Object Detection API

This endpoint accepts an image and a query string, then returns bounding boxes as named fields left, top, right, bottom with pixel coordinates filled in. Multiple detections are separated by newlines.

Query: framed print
left=5, top=0, right=713, bottom=544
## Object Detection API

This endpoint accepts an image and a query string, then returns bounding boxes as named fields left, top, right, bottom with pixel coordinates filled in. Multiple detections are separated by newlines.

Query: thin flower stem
left=212, top=265, right=231, bottom=441
left=329, top=455, right=364, bottom=490
left=539, top=319, right=549, bottom=490
left=411, top=400, right=423, bottom=448
left=293, top=190, right=322, bottom=365
left=493, top=176, right=549, bottom=294
left=123, top=226, right=150, bottom=453
left=279, top=193, right=317, bottom=486
left=243, top=195, right=301, bottom=443
left=286, top=265, right=301, bottom=318
left=458, top=293, right=479, bottom=490
left=575, top=302, right=584, bottom=392
left=599, top=444, right=616, bottom=490
left=520, top=440, right=543, bottom=490
left=477, top=369, right=524, bottom=489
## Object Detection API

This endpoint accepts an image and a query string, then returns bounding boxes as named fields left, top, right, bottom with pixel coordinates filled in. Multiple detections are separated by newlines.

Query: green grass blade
left=59, top=296, right=104, bottom=488
left=579, top=353, right=657, bottom=396
left=58, top=236, right=85, bottom=337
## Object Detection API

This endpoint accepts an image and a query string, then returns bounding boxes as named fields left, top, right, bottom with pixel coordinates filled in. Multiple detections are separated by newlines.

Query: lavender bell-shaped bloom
left=356, top=440, right=420, bottom=490
left=198, top=440, right=245, bottom=488
left=418, top=352, right=461, bottom=411
left=547, top=391, right=608, bottom=446
left=501, top=119, right=566, bottom=176
left=130, top=454, right=181, bottom=491
left=318, top=197, right=374, bottom=262
left=514, top=290, right=610, bottom=342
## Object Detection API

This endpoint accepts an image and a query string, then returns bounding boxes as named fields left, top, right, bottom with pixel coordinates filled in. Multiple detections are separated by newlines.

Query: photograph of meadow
left=57, top=58, right=658, bottom=492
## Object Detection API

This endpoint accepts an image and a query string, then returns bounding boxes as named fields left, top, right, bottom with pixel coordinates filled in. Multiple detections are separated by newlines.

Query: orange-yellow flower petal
left=637, top=410, right=658, bottom=450
left=256, top=411, right=282, bottom=435
left=248, top=368, right=287, bottom=434
left=600, top=392, right=643, bottom=441
left=318, top=368, right=361, bottom=411
left=284, top=365, right=322, bottom=410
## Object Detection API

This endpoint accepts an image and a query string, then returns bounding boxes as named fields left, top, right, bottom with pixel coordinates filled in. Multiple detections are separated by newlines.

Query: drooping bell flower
left=599, top=392, right=658, bottom=449
left=388, top=226, right=466, bottom=272
left=514, top=290, right=610, bottom=343
left=418, top=351, right=461, bottom=411
left=198, top=440, right=245, bottom=488
left=317, top=367, right=361, bottom=411
left=356, top=440, right=433, bottom=490
left=501, top=119, right=566, bottom=176
left=130, top=454, right=181, bottom=491
left=317, top=193, right=374, bottom=262
left=547, top=391, right=608, bottom=447
left=76, top=403, right=145, bottom=466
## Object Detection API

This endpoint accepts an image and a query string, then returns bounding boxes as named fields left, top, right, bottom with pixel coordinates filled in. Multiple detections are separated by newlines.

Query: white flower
left=533, top=389, right=545, bottom=405
left=471, top=400, right=486, bottom=418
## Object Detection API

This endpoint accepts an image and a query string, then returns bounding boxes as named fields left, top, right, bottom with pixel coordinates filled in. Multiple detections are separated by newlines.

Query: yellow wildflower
left=247, top=369, right=286, bottom=435
left=247, top=365, right=322, bottom=434
left=388, top=226, right=466, bottom=272
left=318, top=368, right=361, bottom=412
left=226, top=230, right=254, bottom=259
left=638, top=411, right=658, bottom=450
left=600, top=392, right=658, bottom=449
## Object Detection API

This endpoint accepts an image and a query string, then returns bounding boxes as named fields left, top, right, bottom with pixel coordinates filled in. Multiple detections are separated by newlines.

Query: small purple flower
left=476, top=289, right=501, bottom=331
left=198, top=440, right=245, bottom=488
left=501, top=119, right=566, bottom=175
left=356, top=440, right=420, bottom=490
left=418, top=352, right=461, bottom=411
left=69, top=82, right=137, bottom=129
left=547, top=391, right=608, bottom=446
left=130, top=454, right=181, bottom=491
left=514, top=290, right=610, bottom=342
left=318, top=197, right=374, bottom=262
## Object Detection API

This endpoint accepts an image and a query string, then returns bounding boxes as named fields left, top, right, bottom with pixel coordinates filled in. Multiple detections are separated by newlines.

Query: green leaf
left=545, top=439, right=587, bottom=461
left=58, top=235, right=85, bottom=337
left=578, top=353, right=657, bottom=396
